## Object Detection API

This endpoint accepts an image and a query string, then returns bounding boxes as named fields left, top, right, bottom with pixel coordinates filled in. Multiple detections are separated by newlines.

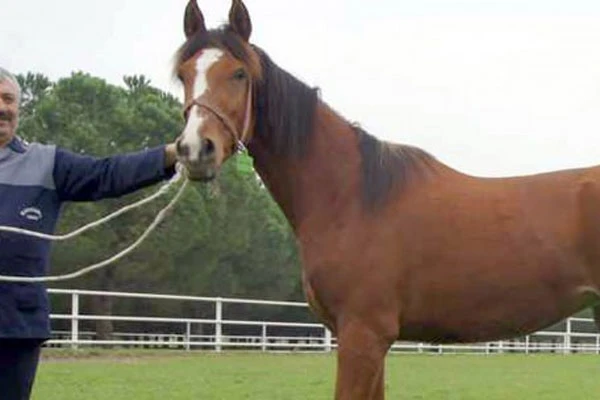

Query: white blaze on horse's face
left=180, top=48, right=224, bottom=163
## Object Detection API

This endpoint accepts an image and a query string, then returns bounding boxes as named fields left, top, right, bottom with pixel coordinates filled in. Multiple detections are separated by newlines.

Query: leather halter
left=182, top=80, right=253, bottom=153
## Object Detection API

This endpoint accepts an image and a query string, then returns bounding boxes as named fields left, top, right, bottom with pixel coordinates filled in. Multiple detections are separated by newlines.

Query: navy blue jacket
left=0, top=137, right=175, bottom=339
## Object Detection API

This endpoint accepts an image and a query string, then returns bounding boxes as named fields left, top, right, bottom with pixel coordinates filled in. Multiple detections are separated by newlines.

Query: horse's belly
left=399, top=313, right=562, bottom=344
left=399, top=269, right=595, bottom=344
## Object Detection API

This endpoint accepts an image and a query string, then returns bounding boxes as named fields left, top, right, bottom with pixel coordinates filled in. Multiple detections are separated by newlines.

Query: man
left=0, top=67, right=179, bottom=399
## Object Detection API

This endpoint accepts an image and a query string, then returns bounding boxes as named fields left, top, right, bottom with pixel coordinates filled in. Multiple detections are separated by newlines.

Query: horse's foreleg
left=334, top=319, right=395, bottom=400
left=371, top=362, right=386, bottom=400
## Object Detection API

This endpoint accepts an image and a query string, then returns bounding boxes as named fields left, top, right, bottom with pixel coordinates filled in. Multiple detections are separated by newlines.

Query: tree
left=16, top=72, right=52, bottom=116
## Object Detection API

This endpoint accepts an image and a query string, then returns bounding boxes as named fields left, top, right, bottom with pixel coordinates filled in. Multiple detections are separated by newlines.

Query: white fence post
left=564, top=318, right=572, bottom=354
left=71, top=292, right=79, bottom=350
left=324, top=328, right=332, bottom=352
left=185, top=322, right=191, bottom=351
left=261, top=324, right=267, bottom=352
left=215, top=298, right=223, bottom=352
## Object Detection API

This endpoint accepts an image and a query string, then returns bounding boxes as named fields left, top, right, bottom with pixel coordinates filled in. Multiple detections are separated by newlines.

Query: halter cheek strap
left=183, top=79, right=253, bottom=153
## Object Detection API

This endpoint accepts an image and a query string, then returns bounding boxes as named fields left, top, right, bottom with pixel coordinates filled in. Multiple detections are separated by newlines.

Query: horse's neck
left=249, top=104, right=362, bottom=233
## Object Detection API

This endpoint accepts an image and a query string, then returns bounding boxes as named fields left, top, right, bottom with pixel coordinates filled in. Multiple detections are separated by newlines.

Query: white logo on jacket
left=20, top=207, right=43, bottom=221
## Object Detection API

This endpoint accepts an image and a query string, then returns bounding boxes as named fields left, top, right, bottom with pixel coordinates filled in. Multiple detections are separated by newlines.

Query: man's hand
left=164, top=142, right=178, bottom=169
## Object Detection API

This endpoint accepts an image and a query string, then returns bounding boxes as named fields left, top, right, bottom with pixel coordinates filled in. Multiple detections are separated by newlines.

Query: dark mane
left=251, top=46, right=319, bottom=157
left=175, top=27, right=435, bottom=209
left=355, top=127, right=436, bottom=209
left=248, top=47, right=436, bottom=208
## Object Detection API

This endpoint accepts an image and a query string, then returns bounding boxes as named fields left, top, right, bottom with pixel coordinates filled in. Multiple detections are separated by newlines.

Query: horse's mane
left=175, top=27, right=436, bottom=209
left=355, top=127, right=436, bottom=208
left=251, top=46, right=319, bottom=158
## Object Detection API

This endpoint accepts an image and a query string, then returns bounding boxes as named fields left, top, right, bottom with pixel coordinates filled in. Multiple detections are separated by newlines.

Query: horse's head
left=174, top=0, right=261, bottom=181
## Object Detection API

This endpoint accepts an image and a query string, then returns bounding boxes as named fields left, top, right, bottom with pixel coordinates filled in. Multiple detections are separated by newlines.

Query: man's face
left=0, top=79, right=19, bottom=147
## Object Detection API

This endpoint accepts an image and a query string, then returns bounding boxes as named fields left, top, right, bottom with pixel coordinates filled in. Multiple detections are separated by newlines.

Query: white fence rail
left=47, top=289, right=600, bottom=354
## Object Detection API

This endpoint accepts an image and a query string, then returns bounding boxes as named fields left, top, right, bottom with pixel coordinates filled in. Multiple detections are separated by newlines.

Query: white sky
left=2, top=0, right=600, bottom=177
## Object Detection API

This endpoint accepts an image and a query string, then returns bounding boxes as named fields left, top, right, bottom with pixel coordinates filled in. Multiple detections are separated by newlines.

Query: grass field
left=32, top=350, right=600, bottom=399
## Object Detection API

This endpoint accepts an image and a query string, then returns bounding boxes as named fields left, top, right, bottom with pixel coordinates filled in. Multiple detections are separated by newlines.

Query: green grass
left=33, top=350, right=600, bottom=399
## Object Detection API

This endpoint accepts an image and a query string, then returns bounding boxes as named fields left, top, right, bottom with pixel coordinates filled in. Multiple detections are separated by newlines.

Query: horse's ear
left=228, top=0, right=252, bottom=42
left=184, top=0, right=207, bottom=39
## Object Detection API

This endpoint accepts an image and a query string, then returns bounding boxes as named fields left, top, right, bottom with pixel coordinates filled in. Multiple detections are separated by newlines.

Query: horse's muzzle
left=175, top=137, right=219, bottom=181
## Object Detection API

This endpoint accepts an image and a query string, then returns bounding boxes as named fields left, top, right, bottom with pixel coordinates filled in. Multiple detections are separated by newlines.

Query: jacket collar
left=6, top=136, right=28, bottom=154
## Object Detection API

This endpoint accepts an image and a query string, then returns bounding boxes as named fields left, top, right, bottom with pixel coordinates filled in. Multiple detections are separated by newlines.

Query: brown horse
left=173, top=1, right=600, bottom=398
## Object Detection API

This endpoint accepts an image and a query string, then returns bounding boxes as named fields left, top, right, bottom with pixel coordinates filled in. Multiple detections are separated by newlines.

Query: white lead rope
left=0, top=165, right=189, bottom=283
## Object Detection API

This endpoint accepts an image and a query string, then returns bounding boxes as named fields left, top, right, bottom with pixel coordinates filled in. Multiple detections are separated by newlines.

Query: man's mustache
left=0, top=111, right=13, bottom=121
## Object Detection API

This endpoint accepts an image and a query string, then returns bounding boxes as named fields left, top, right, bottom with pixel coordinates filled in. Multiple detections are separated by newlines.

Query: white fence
left=47, top=288, right=600, bottom=354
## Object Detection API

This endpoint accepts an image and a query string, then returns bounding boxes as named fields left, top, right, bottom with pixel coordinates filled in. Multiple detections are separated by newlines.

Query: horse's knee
left=334, top=320, right=396, bottom=400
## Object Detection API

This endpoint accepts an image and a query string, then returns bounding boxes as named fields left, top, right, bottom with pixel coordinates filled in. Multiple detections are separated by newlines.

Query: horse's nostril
left=176, top=139, right=190, bottom=158
left=202, top=139, right=215, bottom=156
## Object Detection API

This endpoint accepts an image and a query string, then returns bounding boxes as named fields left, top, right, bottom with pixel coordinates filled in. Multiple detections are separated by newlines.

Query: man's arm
left=54, top=144, right=178, bottom=202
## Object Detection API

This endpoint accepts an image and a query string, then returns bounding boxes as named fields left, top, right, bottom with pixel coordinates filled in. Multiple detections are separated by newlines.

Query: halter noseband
left=183, top=79, right=253, bottom=153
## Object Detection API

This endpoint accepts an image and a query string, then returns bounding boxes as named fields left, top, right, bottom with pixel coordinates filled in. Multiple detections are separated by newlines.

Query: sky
left=2, top=0, right=600, bottom=177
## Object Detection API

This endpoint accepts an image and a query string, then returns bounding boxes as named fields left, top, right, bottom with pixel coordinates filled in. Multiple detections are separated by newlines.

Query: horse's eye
left=232, top=68, right=247, bottom=81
